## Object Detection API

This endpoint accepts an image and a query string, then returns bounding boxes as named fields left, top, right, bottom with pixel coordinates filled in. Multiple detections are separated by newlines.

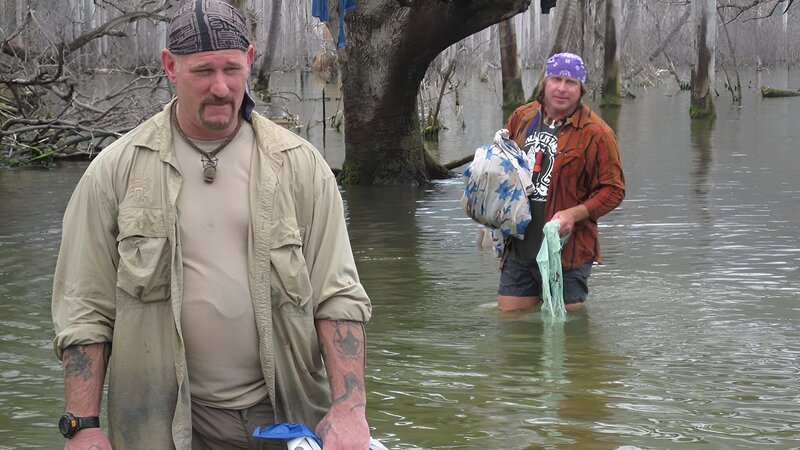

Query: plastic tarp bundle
left=461, top=129, right=534, bottom=241
left=537, top=219, right=568, bottom=320
left=253, top=422, right=389, bottom=450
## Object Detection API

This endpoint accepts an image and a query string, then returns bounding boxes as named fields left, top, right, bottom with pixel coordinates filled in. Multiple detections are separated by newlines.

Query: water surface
left=1, top=69, right=799, bottom=449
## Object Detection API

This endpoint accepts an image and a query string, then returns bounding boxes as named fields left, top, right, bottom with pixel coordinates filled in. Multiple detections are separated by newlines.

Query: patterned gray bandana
left=167, top=0, right=249, bottom=55
left=167, top=0, right=254, bottom=121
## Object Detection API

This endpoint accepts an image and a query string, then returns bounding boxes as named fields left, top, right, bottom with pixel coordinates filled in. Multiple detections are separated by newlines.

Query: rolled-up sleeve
left=52, top=165, right=119, bottom=360
left=299, top=152, right=371, bottom=322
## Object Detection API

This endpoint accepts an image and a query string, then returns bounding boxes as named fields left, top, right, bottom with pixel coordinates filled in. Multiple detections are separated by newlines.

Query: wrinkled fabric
left=253, top=423, right=388, bottom=450
left=311, top=0, right=328, bottom=22
left=537, top=219, right=567, bottom=320
left=337, top=0, right=355, bottom=48
left=311, top=0, right=355, bottom=48
left=504, top=102, right=625, bottom=270
left=461, top=129, right=534, bottom=240
left=253, top=422, right=322, bottom=448
left=52, top=99, right=371, bottom=449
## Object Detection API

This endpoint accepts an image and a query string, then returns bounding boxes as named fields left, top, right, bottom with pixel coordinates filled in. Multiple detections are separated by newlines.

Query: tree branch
left=66, top=10, right=169, bottom=54
left=1, top=44, right=66, bottom=86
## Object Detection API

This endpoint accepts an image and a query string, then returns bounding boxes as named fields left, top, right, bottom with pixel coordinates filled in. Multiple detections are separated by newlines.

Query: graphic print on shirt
left=524, top=130, right=558, bottom=202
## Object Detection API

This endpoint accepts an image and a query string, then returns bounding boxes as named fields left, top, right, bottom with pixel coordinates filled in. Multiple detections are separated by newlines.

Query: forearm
left=316, top=320, right=367, bottom=409
left=63, top=343, right=109, bottom=416
left=559, top=204, right=589, bottom=223
left=552, top=204, right=589, bottom=237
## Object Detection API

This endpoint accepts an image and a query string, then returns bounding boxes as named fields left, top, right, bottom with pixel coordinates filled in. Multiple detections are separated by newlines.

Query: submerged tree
left=690, top=0, right=716, bottom=118
left=548, top=0, right=582, bottom=56
left=601, top=0, right=622, bottom=107
left=322, top=0, right=531, bottom=185
left=254, top=0, right=283, bottom=91
left=499, top=17, right=525, bottom=118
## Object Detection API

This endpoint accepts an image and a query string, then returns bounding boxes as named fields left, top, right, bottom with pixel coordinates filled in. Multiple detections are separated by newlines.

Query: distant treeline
left=1, top=0, right=797, bottom=74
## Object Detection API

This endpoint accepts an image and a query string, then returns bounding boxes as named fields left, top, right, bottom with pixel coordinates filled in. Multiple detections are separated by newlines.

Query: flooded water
left=1, top=68, right=799, bottom=449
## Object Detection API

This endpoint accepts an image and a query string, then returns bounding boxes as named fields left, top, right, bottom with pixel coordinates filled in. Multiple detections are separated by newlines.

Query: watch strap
left=76, top=416, right=100, bottom=429
left=61, top=413, right=100, bottom=438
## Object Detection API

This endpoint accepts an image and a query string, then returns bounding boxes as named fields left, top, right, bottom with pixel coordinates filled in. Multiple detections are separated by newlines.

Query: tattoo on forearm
left=63, top=345, right=93, bottom=381
left=333, top=320, right=363, bottom=359
left=317, top=420, right=331, bottom=439
left=332, top=372, right=364, bottom=405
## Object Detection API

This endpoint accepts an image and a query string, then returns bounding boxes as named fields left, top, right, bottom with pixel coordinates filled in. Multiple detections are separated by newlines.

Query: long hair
left=534, top=76, right=587, bottom=105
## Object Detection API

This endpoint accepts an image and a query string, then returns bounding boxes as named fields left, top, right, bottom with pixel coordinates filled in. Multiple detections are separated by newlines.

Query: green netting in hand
left=536, top=219, right=568, bottom=320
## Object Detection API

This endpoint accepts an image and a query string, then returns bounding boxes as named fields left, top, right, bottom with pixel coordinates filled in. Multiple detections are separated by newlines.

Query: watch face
left=59, top=413, right=76, bottom=438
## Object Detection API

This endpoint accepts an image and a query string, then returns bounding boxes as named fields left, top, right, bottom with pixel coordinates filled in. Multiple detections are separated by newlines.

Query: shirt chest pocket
left=117, top=208, right=171, bottom=303
left=555, top=148, right=586, bottom=179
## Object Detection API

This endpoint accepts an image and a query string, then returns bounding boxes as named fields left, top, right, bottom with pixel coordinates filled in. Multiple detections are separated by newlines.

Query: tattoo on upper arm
left=333, top=320, right=363, bottom=359
left=63, top=345, right=93, bottom=381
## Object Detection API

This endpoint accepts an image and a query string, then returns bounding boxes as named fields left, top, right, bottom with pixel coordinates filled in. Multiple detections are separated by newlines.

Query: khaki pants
left=191, top=398, right=286, bottom=450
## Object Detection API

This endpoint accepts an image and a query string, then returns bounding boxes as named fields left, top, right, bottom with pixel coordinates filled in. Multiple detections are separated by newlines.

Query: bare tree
left=499, top=17, right=525, bottom=117
left=717, top=6, right=743, bottom=104
left=548, top=0, right=583, bottom=56
left=601, top=0, right=622, bottom=106
left=690, top=0, right=716, bottom=118
left=1, top=2, right=171, bottom=165
left=254, top=0, right=282, bottom=91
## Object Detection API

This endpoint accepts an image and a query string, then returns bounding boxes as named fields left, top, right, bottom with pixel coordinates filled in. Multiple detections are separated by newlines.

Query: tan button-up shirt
left=52, top=99, right=372, bottom=449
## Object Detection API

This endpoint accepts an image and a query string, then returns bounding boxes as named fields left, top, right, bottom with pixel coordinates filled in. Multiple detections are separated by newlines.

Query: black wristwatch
left=59, top=412, right=100, bottom=438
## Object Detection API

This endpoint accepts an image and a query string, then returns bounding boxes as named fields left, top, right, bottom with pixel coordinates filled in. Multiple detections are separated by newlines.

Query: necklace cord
left=170, top=102, right=242, bottom=182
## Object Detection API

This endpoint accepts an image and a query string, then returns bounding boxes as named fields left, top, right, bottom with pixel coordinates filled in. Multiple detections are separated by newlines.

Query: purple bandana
left=167, top=0, right=249, bottom=55
left=545, top=52, right=587, bottom=84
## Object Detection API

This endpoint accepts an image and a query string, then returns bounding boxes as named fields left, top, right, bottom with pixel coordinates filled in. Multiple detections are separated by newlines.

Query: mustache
left=200, top=96, right=234, bottom=106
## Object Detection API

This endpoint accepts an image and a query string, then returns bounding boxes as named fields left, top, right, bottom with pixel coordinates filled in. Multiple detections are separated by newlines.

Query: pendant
left=203, top=165, right=216, bottom=183
left=200, top=156, right=218, bottom=183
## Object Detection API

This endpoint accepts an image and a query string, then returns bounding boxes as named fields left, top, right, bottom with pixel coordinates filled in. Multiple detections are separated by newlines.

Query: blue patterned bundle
left=460, top=129, right=534, bottom=240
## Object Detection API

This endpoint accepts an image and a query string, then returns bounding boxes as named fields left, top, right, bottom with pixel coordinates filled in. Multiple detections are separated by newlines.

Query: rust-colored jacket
left=504, top=101, right=625, bottom=270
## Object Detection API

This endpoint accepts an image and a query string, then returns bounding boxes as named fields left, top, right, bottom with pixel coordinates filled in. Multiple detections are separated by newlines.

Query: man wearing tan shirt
left=52, top=1, right=372, bottom=449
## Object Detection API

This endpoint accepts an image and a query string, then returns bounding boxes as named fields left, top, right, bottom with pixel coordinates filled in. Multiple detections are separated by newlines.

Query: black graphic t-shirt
left=509, top=117, right=561, bottom=262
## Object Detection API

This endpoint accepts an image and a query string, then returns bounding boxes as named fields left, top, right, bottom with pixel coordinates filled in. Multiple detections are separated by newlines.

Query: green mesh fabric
left=536, top=219, right=568, bottom=320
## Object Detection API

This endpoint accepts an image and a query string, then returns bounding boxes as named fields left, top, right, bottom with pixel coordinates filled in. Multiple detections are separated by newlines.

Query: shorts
left=498, top=257, right=592, bottom=304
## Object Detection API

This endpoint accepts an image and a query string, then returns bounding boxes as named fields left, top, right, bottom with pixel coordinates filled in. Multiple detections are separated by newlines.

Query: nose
left=209, top=71, right=229, bottom=98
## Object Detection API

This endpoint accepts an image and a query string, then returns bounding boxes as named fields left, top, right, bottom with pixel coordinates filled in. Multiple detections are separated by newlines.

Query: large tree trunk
left=499, top=18, right=525, bottom=118
left=255, top=0, right=282, bottom=91
left=328, top=0, right=531, bottom=185
left=690, top=0, right=715, bottom=118
left=601, top=0, right=621, bottom=107
left=531, top=1, right=541, bottom=62
left=549, top=0, right=582, bottom=56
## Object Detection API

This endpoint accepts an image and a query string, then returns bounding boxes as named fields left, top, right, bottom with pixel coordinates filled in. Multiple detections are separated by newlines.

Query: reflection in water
left=2, top=70, right=800, bottom=449
left=689, top=118, right=714, bottom=215
left=689, top=118, right=715, bottom=271
left=496, top=313, right=629, bottom=450
left=598, top=104, right=621, bottom=133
